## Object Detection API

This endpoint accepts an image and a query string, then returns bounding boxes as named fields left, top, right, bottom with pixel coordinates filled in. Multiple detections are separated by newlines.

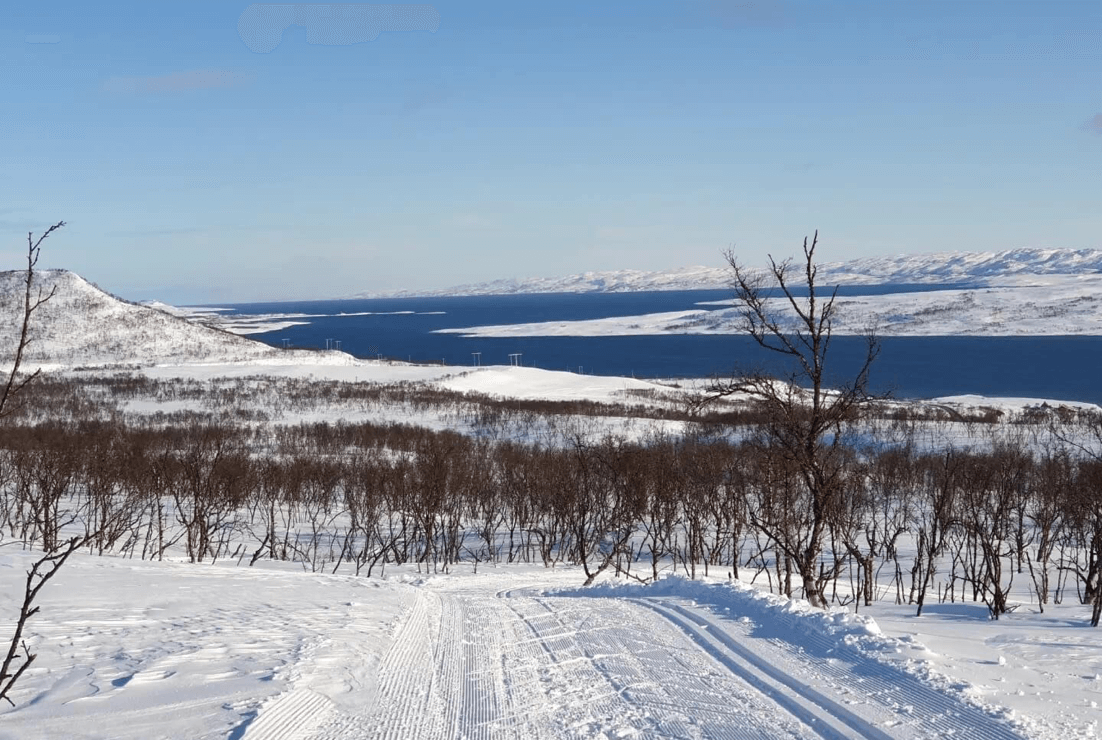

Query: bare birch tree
left=701, top=232, right=879, bottom=607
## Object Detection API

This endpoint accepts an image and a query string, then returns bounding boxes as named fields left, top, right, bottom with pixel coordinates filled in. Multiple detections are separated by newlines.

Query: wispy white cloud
left=103, top=69, right=253, bottom=94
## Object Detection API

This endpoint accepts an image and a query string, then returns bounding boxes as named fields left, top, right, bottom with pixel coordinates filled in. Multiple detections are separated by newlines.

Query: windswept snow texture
left=354, top=248, right=1101, bottom=298
left=4, top=555, right=1091, bottom=740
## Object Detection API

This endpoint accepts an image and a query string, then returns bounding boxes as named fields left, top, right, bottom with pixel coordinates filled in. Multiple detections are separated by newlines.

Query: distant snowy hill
left=356, top=248, right=1101, bottom=298
left=365, top=265, right=734, bottom=298
left=0, top=270, right=354, bottom=368
left=822, top=247, right=1102, bottom=285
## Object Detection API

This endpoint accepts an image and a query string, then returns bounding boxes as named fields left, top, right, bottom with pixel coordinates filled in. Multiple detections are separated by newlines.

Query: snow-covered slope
left=356, top=248, right=1101, bottom=297
left=0, top=270, right=354, bottom=368
left=1, top=553, right=1096, bottom=740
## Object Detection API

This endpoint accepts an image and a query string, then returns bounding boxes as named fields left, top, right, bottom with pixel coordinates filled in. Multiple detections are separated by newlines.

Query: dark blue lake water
left=218, top=287, right=1102, bottom=404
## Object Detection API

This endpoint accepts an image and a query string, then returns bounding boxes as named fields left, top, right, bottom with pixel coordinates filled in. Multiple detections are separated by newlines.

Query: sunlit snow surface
left=0, top=553, right=1098, bottom=740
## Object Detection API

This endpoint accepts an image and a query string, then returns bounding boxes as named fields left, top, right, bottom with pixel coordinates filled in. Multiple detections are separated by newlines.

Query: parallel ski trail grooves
left=455, top=596, right=526, bottom=740
left=435, top=595, right=463, bottom=737
left=640, top=598, right=1027, bottom=740
left=504, top=595, right=819, bottom=739
left=685, top=598, right=1027, bottom=740
left=634, top=599, right=892, bottom=740
left=362, top=589, right=444, bottom=739
left=503, top=597, right=636, bottom=735
left=292, top=584, right=1028, bottom=740
left=356, top=586, right=823, bottom=738
left=240, top=688, right=336, bottom=740
left=332, top=587, right=555, bottom=740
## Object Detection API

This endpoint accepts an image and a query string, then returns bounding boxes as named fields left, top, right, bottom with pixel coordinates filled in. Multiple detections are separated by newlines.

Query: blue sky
left=2, top=1, right=1101, bottom=303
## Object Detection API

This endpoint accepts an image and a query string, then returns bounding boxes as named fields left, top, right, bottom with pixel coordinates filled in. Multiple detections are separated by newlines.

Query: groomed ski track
left=241, top=578, right=1027, bottom=740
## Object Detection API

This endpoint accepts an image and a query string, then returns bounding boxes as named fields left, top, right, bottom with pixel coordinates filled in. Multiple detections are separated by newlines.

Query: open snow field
left=0, top=550, right=1097, bottom=740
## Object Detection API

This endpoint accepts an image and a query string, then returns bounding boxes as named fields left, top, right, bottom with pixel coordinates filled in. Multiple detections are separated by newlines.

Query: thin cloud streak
left=103, top=69, right=253, bottom=94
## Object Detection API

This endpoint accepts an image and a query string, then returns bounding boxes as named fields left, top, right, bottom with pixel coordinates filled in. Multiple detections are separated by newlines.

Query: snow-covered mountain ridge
left=356, top=248, right=1101, bottom=298
left=0, top=270, right=356, bottom=368
left=821, top=247, right=1101, bottom=285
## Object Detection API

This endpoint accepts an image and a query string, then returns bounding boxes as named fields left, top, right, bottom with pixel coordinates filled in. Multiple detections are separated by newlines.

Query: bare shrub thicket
left=0, top=393, right=1099, bottom=623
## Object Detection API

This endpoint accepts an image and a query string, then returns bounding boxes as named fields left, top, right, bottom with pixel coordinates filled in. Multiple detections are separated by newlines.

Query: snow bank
left=556, top=573, right=885, bottom=643
left=556, top=574, right=1048, bottom=736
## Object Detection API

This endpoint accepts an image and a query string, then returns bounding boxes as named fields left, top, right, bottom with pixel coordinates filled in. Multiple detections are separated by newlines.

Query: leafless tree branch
left=0, top=222, right=65, bottom=418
